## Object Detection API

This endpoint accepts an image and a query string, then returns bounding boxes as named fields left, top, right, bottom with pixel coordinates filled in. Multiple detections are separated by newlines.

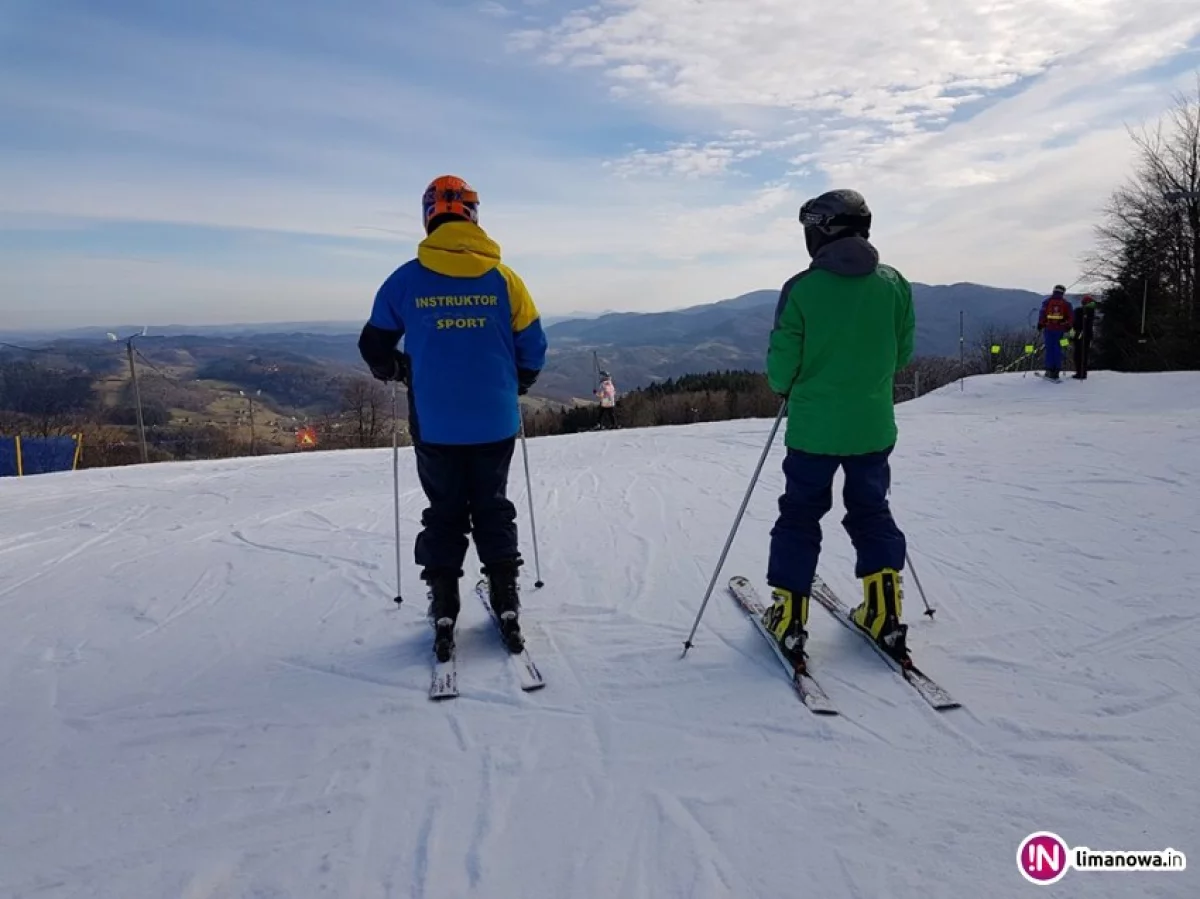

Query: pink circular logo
left=1017, top=831, right=1070, bottom=885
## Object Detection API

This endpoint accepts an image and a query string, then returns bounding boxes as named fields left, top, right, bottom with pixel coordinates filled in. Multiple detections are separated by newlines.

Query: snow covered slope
left=2, top=371, right=1197, bottom=898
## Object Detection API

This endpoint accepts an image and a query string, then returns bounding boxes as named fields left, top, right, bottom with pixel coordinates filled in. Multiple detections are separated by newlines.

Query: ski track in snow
left=1, top=371, right=1198, bottom=898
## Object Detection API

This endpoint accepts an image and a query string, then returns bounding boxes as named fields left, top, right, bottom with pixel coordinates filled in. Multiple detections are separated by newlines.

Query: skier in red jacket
left=1037, top=285, right=1074, bottom=380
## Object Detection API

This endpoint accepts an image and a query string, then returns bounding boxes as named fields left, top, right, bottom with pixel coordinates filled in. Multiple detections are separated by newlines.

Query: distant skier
left=763, top=188, right=915, bottom=670
left=595, top=371, right=617, bottom=429
left=357, top=174, right=547, bottom=662
left=1037, top=285, right=1074, bottom=379
left=1071, top=294, right=1097, bottom=379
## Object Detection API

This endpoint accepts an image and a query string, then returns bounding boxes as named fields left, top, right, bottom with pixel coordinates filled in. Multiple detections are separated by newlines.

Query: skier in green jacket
left=761, top=188, right=916, bottom=671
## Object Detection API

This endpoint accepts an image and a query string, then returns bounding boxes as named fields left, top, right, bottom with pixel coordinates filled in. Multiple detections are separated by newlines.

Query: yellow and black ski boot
left=851, top=569, right=909, bottom=663
left=762, top=587, right=809, bottom=670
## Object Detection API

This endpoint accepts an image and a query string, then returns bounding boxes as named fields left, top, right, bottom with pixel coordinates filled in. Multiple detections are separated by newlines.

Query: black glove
left=517, top=367, right=538, bottom=396
left=370, top=350, right=410, bottom=384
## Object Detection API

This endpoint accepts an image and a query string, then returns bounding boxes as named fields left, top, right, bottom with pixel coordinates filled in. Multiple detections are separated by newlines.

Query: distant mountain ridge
left=3, top=282, right=1047, bottom=404
left=533, top=281, right=1045, bottom=399
left=545, top=282, right=1042, bottom=352
left=0, top=312, right=593, bottom=343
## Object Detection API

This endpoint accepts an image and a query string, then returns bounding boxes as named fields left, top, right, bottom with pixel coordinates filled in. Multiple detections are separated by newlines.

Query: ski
left=809, top=575, right=960, bottom=711
left=430, top=653, right=457, bottom=700
left=475, top=578, right=545, bottom=692
left=727, top=576, right=837, bottom=715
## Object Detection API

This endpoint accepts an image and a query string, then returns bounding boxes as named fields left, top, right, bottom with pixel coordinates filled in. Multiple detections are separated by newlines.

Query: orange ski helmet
left=422, top=175, right=479, bottom=232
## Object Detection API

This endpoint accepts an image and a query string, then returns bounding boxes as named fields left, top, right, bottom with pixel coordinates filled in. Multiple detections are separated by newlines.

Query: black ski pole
left=681, top=400, right=786, bottom=656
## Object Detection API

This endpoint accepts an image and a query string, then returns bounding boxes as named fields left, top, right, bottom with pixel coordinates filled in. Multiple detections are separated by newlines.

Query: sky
left=2, top=0, right=1200, bottom=330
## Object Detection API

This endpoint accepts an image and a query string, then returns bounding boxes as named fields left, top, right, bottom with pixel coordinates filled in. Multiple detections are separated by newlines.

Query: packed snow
left=1, top=371, right=1197, bottom=898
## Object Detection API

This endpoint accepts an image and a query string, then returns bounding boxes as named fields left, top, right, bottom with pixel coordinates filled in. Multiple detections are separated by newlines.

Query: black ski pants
left=413, top=436, right=519, bottom=578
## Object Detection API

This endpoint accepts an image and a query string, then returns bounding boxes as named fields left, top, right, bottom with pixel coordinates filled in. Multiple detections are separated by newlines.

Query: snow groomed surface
left=1, top=371, right=1196, bottom=898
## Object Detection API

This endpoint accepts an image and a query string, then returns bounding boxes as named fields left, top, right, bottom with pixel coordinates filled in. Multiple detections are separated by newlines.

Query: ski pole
left=391, top=380, right=403, bottom=606
left=681, top=399, right=786, bottom=657
left=884, top=484, right=935, bottom=619
left=518, top=408, right=544, bottom=588
left=905, top=548, right=935, bottom=619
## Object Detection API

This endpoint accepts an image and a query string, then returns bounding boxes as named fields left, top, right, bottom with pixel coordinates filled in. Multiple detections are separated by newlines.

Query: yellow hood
left=417, top=221, right=502, bottom=278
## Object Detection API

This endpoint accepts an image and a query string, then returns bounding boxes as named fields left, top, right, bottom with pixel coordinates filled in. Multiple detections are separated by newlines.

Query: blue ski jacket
left=362, top=221, right=547, bottom=445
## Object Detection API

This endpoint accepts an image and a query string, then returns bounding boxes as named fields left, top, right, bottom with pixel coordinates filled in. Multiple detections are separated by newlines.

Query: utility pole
left=958, top=310, right=964, bottom=391
left=1139, top=278, right=1149, bottom=344
left=108, top=329, right=148, bottom=463
left=126, top=340, right=147, bottom=463
left=240, top=389, right=261, bottom=454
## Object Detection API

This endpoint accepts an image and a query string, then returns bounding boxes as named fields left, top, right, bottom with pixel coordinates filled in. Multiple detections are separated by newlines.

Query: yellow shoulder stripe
left=498, top=263, right=539, bottom=332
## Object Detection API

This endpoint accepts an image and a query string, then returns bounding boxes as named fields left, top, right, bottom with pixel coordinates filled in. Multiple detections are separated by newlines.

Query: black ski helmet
left=799, top=189, right=871, bottom=255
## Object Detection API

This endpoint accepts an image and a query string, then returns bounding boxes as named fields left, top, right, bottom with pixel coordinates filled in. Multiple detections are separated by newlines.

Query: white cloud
left=520, top=0, right=1200, bottom=187
left=605, top=137, right=762, bottom=178
left=525, top=1, right=1200, bottom=127
left=511, top=0, right=1200, bottom=295
left=3, top=1, right=1200, bottom=329
left=478, top=1, right=515, bottom=17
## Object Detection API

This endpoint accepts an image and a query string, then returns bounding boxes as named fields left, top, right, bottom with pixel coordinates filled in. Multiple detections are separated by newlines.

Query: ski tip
left=728, top=575, right=749, bottom=588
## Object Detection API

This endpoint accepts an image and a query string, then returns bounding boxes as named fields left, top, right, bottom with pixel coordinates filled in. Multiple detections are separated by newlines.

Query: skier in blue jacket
left=357, top=175, right=547, bottom=662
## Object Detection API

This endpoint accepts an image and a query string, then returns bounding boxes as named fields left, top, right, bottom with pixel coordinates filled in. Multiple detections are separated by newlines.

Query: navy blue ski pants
left=1044, top=330, right=1067, bottom=369
left=767, top=446, right=906, bottom=598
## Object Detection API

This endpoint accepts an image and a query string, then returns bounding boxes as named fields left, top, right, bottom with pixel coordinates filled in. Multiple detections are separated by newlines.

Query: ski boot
left=424, top=569, right=461, bottom=663
left=483, top=559, right=524, bottom=653
left=851, top=568, right=909, bottom=664
left=762, top=586, right=808, bottom=671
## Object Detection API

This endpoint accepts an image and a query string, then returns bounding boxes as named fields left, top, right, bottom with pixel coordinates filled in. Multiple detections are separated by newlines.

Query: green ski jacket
left=767, top=236, right=915, bottom=456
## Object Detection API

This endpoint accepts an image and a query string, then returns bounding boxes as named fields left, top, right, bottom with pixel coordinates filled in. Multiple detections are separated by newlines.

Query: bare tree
left=975, top=324, right=1043, bottom=373
left=340, top=377, right=390, bottom=448
left=1085, top=73, right=1200, bottom=369
left=897, top=355, right=974, bottom=400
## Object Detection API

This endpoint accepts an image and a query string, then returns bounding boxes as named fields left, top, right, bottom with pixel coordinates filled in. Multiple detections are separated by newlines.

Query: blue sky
left=2, top=0, right=1199, bottom=330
